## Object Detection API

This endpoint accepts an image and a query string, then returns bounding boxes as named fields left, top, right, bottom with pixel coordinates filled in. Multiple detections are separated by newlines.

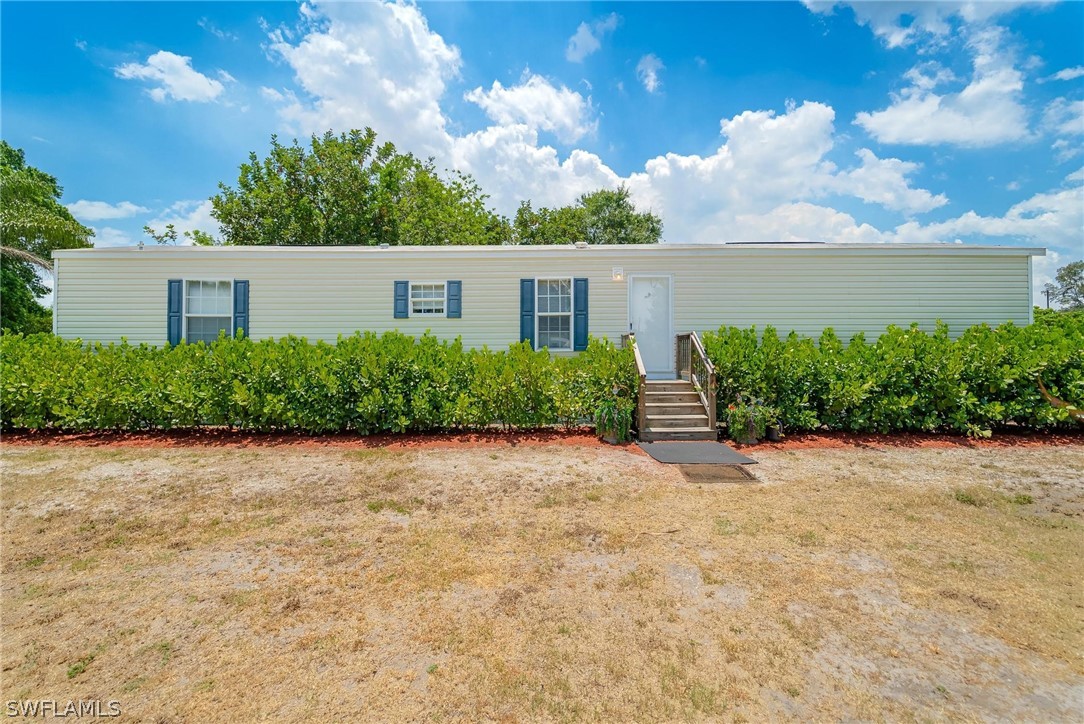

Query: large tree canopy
left=212, top=129, right=662, bottom=247
left=0, top=141, right=93, bottom=333
left=512, top=186, right=662, bottom=245
left=211, top=129, right=510, bottom=246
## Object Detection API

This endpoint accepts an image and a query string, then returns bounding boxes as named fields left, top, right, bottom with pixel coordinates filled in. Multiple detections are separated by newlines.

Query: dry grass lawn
left=2, top=441, right=1082, bottom=721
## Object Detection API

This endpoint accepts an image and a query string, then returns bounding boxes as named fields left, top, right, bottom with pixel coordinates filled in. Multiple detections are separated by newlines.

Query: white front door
left=628, top=275, right=673, bottom=378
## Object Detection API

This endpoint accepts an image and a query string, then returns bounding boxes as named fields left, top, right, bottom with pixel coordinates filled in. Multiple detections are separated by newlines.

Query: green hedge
left=703, top=313, right=1084, bottom=437
left=0, top=332, right=636, bottom=433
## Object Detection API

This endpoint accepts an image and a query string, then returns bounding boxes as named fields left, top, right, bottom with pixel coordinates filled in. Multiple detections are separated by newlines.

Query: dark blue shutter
left=167, top=279, right=183, bottom=346
left=573, top=278, right=589, bottom=351
left=394, top=280, right=409, bottom=319
left=446, top=280, right=462, bottom=318
left=520, top=279, right=535, bottom=349
left=233, top=280, right=250, bottom=338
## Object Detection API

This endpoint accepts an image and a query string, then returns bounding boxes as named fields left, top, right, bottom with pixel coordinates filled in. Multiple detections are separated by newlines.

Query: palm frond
left=0, top=245, right=53, bottom=272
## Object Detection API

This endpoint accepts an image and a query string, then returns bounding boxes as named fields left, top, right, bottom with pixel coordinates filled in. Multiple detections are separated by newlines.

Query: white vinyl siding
left=53, top=244, right=1040, bottom=348
left=185, top=280, right=232, bottom=343
left=410, top=282, right=445, bottom=316
left=536, top=278, right=572, bottom=351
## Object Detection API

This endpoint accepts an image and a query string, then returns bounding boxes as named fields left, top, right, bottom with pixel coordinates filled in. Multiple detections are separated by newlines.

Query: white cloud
left=264, top=0, right=461, bottom=158
left=464, top=72, right=597, bottom=144
left=565, top=13, right=619, bottom=63
left=832, top=149, right=948, bottom=214
left=1039, top=66, right=1084, bottom=83
left=66, top=200, right=149, bottom=221
left=729, top=203, right=887, bottom=244
left=636, top=54, right=664, bottom=94
left=114, top=50, right=226, bottom=103
left=890, top=182, right=1084, bottom=251
left=854, top=27, right=1030, bottom=147
left=91, top=227, right=138, bottom=248
left=198, top=17, right=239, bottom=41
left=804, top=1, right=1051, bottom=49
left=145, top=200, right=221, bottom=244
left=1042, top=97, right=1084, bottom=138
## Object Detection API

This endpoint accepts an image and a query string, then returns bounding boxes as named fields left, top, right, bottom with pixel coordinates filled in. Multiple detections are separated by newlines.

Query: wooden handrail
left=675, top=331, right=717, bottom=433
left=622, top=333, right=649, bottom=435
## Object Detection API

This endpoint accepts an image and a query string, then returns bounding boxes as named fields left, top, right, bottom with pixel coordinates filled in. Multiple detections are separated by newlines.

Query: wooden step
left=641, top=427, right=717, bottom=442
left=645, top=414, right=709, bottom=428
left=646, top=402, right=707, bottom=416
left=644, top=391, right=702, bottom=404
left=644, top=381, right=696, bottom=393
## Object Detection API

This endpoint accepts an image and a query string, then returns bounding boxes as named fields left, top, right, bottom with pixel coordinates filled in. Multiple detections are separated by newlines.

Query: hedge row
left=703, top=311, right=1084, bottom=437
left=0, top=333, right=636, bottom=433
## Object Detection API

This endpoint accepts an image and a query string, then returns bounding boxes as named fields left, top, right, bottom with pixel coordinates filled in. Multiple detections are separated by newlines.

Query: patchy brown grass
left=1, top=443, right=1082, bottom=721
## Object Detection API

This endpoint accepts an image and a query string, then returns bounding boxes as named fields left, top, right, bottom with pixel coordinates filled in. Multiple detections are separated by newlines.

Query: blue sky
left=2, top=1, right=1082, bottom=300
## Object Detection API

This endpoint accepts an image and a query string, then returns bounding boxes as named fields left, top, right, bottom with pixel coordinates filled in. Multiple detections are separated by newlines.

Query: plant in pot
left=596, top=386, right=634, bottom=444
left=725, top=395, right=778, bottom=445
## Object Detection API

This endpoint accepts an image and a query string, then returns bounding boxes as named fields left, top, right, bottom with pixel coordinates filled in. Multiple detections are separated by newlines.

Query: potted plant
left=596, top=390, right=634, bottom=444
left=725, top=395, right=777, bottom=445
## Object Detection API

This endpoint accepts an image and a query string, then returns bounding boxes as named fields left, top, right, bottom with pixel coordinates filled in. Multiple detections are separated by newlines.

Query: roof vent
left=574, top=241, right=588, bottom=249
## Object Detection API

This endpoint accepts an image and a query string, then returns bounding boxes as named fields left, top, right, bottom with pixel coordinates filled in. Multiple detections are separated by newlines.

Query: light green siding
left=52, top=244, right=1040, bottom=347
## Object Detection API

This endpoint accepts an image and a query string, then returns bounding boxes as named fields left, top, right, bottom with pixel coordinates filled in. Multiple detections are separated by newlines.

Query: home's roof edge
left=54, top=242, right=1047, bottom=258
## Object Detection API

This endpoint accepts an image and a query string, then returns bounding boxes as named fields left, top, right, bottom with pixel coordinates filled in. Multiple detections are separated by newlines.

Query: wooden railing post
left=625, top=333, right=649, bottom=436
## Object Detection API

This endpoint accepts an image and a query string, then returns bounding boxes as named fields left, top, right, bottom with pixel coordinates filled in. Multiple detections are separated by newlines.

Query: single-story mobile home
left=52, top=242, right=1042, bottom=380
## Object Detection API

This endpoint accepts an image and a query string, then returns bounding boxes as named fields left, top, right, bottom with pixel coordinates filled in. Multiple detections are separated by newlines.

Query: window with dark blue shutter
left=167, top=279, right=183, bottom=346
left=233, top=280, right=250, bottom=338
left=446, top=280, right=462, bottom=318
left=394, top=280, right=409, bottom=319
left=520, top=279, right=535, bottom=348
left=573, top=277, right=588, bottom=351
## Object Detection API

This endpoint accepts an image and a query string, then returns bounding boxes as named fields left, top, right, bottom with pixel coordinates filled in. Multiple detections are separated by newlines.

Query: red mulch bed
left=738, top=429, right=1084, bottom=451
left=0, top=428, right=629, bottom=451
left=1, top=427, right=1081, bottom=451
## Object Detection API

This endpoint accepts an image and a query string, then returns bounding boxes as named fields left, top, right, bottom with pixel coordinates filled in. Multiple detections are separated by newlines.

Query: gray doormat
left=636, top=441, right=757, bottom=465
left=678, top=464, right=757, bottom=484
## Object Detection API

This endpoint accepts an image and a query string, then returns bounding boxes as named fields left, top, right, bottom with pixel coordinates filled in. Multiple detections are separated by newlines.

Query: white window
left=410, top=282, right=445, bottom=316
left=536, top=278, right=572, bottom=351
left=185, top=280, right=233, bottom=344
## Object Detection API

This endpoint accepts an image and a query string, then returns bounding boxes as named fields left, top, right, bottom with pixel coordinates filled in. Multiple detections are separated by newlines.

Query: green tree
left=578, top=186, right=662, bottom=245
left=0, top=141, right=93, bottom=333
left=512, top=201, right=585, bottom=245
left=211, top=128, right=509, bottom=246
left=1043, top=260, right=1084, bottom=311
left=512, top=185, right=662, bottom=245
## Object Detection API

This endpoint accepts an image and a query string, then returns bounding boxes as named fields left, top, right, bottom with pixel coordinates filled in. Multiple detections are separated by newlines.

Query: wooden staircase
left=624, top=332, right=718, bottom=443
left=640, top=379, right=716, bottom=441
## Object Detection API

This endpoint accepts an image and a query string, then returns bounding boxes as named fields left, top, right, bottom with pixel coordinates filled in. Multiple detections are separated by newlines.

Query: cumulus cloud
left=854, top=27, right=1030, bottom=147
left=636, top=54, right=664, bottom=94
left=565, top=13, right=620, bottom=63
left=66, top=200, right=149, bottom=221
left=832, top=149, right=948, bottom=214
left=115, top=51, right=227, bottom=103
left=263, top=0, right=461, bottom=158
left=464, top=72, right=597, bottom=143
